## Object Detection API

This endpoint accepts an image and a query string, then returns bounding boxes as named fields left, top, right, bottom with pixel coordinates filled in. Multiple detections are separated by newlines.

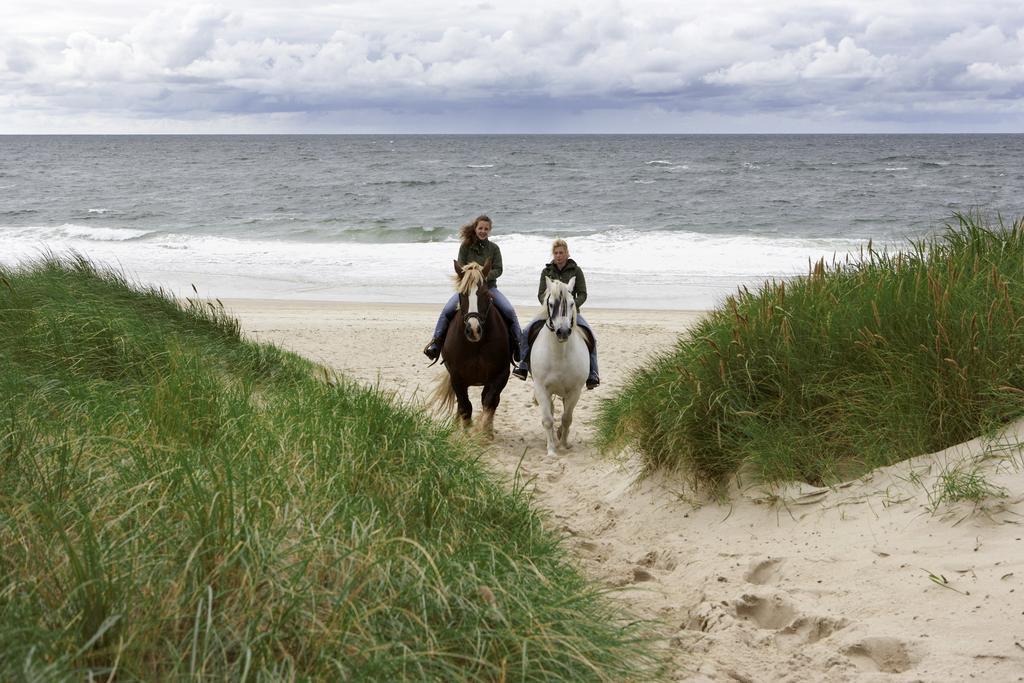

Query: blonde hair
left=459, top=215, right=492, bottom=247
left=453, top=262, right=485, bottom=294
left=551, top=238, right=569, bottom=255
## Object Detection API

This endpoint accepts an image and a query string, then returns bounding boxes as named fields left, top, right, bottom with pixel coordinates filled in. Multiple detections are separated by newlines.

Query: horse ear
left=545, top=276, right=555, bottom=294
left=454, top=260, right=463, bottom=276
left=481, top=258, right=492, bottom=279
left=567, top=276, right=576, bottom=292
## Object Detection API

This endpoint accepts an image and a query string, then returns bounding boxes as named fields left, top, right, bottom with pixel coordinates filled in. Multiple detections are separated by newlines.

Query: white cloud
left=705, top=37, right=890, bottom=86
left=126, top=5, right=232, bottom=68
left=803, top=37, right=888, bottom=78
left=60, top=32, right=145, bottom=82
left=927, top=24, right=1017, bottom=64
left=965, top=61, right=1024, bottom=82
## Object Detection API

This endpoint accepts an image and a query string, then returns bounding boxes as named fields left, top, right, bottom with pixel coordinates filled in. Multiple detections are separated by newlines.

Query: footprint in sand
left=634, top=549, right=678, bottom=571
left=687, top=600, right=737, bottom=633
left=775, top=615, right=848, bottom=647
left=744, top=557, right=785, bottom=585
left=844, top=636, right=919, bottom=673
left=545, top=463, right=566, bottom=482
left=734, top=593, right=797, bottom=630
left=631, top=567, right=657, bottom=583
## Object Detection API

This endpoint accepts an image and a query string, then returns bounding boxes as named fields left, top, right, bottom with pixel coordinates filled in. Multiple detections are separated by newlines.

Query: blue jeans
left=517, top=312, right=599, bottom=381
left=432, top=288, right=524, bottom=358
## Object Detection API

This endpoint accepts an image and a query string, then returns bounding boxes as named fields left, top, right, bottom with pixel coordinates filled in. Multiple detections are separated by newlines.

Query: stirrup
left=512, top=366, right=528, bottom=381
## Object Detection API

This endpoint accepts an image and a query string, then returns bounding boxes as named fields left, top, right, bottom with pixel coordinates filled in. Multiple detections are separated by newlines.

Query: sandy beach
left=227, top=299, right=1024, bottom=682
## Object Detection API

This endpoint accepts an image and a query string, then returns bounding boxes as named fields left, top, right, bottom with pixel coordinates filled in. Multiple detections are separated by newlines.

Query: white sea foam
left=2, top=223, right=151, bottom=242
left=0, top=226, right=875, bottom=310
left=467, top=164, right=495, bottom=168
left=63, top=224, right=151, bottom=241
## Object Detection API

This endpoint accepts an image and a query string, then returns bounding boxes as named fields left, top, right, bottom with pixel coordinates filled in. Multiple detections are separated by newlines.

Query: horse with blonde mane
left=528, top=276, right=590, bottom=456
left=430, top=260, right=512, bottom=435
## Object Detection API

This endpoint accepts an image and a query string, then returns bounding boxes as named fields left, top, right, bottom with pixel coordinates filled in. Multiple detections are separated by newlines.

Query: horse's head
left=454, top=259, right=493, bottom=343
left=543, top=276, right=577, bottom=342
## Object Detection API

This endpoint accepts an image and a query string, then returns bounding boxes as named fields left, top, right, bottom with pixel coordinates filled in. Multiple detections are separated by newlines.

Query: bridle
left=545, top=286, right=575, bottom=332
left=461, top=282, right=493, bottom=335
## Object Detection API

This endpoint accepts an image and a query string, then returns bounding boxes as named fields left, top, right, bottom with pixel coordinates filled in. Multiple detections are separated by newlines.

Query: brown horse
left=430, top=260, right=512, bottom=435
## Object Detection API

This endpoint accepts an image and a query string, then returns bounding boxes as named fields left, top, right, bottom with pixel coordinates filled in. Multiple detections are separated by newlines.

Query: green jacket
left=458, top=240, right=503, bottom=287
left=538, top=258, right=587, bottom=308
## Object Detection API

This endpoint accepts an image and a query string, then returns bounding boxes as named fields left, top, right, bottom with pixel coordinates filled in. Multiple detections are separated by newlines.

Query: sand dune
left=228, top=299, right=1024, bottom=682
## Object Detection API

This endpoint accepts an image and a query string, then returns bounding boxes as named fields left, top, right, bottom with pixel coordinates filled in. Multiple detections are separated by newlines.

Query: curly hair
left=459, top=215, right=492, bottom=247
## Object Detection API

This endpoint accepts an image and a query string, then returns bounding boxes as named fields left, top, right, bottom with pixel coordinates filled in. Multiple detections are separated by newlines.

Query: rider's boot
left=511, top=336, right=524, bottom=364
left=512, top=362, right=528, bottom=381
left=586, top=347, right=600, bottom=389
left=423, top=338, right=442, bottom=361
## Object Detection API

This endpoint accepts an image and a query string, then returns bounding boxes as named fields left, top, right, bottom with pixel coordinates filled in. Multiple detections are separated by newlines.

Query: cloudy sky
left=2, top=0, right=1023, bottom=133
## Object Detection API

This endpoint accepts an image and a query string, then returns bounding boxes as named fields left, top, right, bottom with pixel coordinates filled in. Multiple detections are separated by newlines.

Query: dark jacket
left=458, top=239, right=503, bottom=287
left=537, top=258, right=587, bottom=308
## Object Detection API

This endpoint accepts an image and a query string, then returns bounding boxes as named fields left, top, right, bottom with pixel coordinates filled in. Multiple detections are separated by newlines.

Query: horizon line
left=2, top=131, right=1022, bottom=136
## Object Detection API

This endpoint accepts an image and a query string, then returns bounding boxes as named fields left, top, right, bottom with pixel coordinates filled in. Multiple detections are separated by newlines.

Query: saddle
left=524, top=318, right=595, bottom=365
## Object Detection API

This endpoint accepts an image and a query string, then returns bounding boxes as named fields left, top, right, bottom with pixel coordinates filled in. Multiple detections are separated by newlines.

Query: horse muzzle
left=555, top=326, right=571, bottom=342
left=464, top=319, right=483, bottom=342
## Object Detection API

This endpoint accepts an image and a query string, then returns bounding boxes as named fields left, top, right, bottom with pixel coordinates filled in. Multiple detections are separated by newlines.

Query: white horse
left=529, top=277, right=590, bottom=457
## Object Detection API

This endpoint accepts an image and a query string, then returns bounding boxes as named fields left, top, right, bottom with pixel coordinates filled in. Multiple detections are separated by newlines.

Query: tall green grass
left=0, top=254, right=659, bottom=680
left=597, top=213, right=1024, bottom=491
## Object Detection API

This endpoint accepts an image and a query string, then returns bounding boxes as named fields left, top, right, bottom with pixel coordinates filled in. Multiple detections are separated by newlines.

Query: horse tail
left=430, top=372, right=456, bottom=416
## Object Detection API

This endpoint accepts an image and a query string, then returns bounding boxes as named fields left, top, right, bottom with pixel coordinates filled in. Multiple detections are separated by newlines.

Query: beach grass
left=0, top=254, right=659, bottom=680
left=596, top=212, right=1024, bottom=492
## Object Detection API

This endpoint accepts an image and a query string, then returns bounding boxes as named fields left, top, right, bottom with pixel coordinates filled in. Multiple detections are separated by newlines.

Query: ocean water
left=2, top=134, right=1022, bottom=310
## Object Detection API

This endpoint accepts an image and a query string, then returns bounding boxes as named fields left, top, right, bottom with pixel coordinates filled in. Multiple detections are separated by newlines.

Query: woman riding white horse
left=529, top=276, right=591, bottom=456
left=513, top=239, right=600, bottom=389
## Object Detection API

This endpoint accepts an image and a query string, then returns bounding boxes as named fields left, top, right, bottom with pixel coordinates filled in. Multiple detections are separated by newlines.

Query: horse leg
left=559, top=387, right=583, bottom=450
left=454, top=384, right=473, bottom=429
left=533, top=383, right=558, bottom=457
left=476, top=405, right=495, bottom=438
left=477, top=376, right=507, bottom=439
left=476, top=386, right=495, bottom=438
